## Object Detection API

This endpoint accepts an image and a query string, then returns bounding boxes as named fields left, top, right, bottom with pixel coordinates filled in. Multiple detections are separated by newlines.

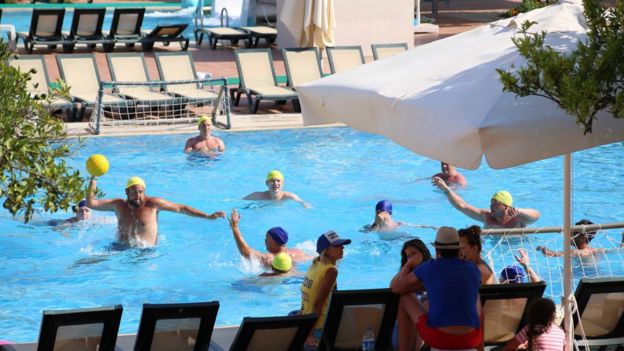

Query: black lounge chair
left=240, top=26, right=277, bottom=48
left=141, top=24, right=189, bottom=51
left=571, top=277, right=624, bottom=349
left=104, top=8, right=146, bottom=52
left=17, top=9, right=70, bottom=53
left=134, top=301, right=219, bottom=351
left=479, top=282, right=546, bottom=348
left=36, top=305, right=122, bottom=351
left=194, top=0, right=251, bottom=49
left=228, top=314, right=317, bottom=351
left=64, top=8, right=109, bottom=52
left=318, top=288, right=399, bottom=351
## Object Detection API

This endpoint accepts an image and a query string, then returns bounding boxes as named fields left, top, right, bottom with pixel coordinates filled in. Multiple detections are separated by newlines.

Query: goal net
left=89, top=78, right=231, bottom=134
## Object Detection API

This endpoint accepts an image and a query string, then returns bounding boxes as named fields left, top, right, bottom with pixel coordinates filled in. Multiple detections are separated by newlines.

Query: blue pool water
left=0, top=8, right=198, bottom=41
left=1, top=127, right=624, bottom=342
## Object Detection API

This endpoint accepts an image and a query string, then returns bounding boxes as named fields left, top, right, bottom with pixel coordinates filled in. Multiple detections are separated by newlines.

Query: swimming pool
left=0, top=8, right=198, bottom=41
left=1, top=127, right=623, bottom=342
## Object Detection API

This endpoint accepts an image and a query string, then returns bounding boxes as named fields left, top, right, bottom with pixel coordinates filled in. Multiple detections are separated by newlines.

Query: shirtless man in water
left=87, top=176, right=226, bottom=246
left=243, top=170, right=310, bottom=207
left=184, top=115, right=225, bottom=155
left=432, top=177, right=540, bottom=229
left=432, top=162, right=467, bottom=187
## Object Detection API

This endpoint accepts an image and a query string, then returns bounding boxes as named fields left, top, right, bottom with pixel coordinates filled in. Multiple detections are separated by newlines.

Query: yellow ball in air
left=86, top=154, right=109, bottom=177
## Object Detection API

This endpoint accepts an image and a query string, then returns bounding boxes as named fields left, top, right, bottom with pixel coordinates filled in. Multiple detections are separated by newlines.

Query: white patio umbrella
left=297, top=0, right=624, bottom=346
left=300, top=0, right=335, bottom=48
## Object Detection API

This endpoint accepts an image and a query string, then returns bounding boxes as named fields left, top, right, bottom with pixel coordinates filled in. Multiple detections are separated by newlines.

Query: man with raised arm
left=227, top=209, right=312, bottom=267
left=243, top=170, right=310, bottom=207
left=87, top=176, right=225, bottom=247
left=184, top=115, right=225, bottom=155
left=432, top=162, right=467, bottom=187
left=432, top=177, right=540, bottom=228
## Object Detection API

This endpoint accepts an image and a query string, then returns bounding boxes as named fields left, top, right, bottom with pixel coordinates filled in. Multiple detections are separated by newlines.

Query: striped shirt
left=515, top=324, right=565, bottom=351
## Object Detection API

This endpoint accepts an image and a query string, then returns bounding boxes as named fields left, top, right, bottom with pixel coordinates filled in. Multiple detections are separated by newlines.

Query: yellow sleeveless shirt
left=301, top=260, right=337, bottom=329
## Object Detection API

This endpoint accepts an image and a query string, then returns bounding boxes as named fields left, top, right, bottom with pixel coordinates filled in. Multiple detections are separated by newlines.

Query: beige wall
left=277, top=0, right=414, bottom=56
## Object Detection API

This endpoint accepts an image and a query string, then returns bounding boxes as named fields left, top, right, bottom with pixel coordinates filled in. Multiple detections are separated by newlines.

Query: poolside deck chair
left=103, top=8, right=146, bottom=51
left=35, top=305, right=122, bottom=351
left=106, top=53, right=178, bottom=103
left=326, top=46, right=365, bottom=74
left=241, top=26, right=277, bottom=48
left=141, top=24, right=189, bottom=51
left=9, top=55, right=74, bottom=118
left=63, top=8, right=109, bottom=52
left=479, top=282, right=546, bottom=348
left=572, top=277, right=624, bottom=349
left=371, top=43, right=409, bottom=60
left=154, top=51, right=219, bottom=101
left=56, top=54, right=130, bottom=120
left=233, top=48, right=298, bottom=113
left=134, top=301, right=219, bottom=351
left=16, top=9, right=70, bottom=53
left=228, top=314, right=317, bottom=351
left=282, top=47, right=323, bottom=90
left=194, top=0, right=254, bottom=49
left=318, top=288, right=399, bottom=351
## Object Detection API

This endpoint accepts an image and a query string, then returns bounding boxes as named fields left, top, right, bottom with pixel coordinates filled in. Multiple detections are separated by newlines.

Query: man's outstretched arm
left=228, top=209, right=264, bottom=261
left=86, top=177, right=118, bottom=211
left=151, top=197, right=225, bottom=219
left=432, top=176, right=484, bottom=222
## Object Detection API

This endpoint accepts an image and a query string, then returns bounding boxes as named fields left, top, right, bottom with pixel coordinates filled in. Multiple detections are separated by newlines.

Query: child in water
left=300, top=231, right=351, bottom=349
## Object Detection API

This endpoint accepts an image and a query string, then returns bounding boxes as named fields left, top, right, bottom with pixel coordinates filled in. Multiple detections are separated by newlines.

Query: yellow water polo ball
left=86, top=154, right=109, bottom=177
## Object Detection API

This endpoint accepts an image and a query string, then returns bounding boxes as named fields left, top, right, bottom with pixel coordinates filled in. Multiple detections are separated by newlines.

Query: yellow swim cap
left=197, top=115, right=212, bottom=127
left=272, top=252, right=292, bottom=272
left=266, top=170, right=284, bottom=182
left=126, top=176, right=146, bottom=189
left=492, top=190, right=513, bottom=207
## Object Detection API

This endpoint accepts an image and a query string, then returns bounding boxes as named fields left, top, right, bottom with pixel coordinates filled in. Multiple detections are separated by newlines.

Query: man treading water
left=87, top=176, right=225, bottom=247
left=243, top=170, right=310, bottom=208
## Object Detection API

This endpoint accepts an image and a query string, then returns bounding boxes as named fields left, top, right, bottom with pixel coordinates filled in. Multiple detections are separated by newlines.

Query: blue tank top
left=414, top=257, right=481, bottom=328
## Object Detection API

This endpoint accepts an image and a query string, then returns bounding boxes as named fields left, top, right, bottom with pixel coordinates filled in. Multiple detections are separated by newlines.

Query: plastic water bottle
left=362, top=327, right=375, bottom=351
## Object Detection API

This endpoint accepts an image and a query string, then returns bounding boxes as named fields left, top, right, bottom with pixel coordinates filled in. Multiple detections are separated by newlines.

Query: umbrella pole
left=563, top=153, right=573, bottom=351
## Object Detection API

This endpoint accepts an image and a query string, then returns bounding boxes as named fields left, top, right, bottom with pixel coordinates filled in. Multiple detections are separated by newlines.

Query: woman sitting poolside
left=389, top=238, right=433, bottom=351
left=459, top=225, right=496, bottom=285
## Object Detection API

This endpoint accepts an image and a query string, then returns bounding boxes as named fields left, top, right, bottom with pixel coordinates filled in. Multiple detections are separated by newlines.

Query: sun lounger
left=228, top=314, right=317, bottom=351
left=17, top=9, right=70, bottom=54
left=282, top=47, right=323, bottom=90
left=194, top=0, right=252, bottom=49
left=326, top=46, right=365, bottom=74
left=571, top=277, right=624, bottom=348
left=154, top=51, right=231, bottom=128
left=63, top=8, right=109, bottom=52
left=141, top=24, right=190, bottom=51
left=103, top=8, right=146, bottom=51
left=371, top=43, right=409, bottom=60
left=479, top=282, right=546, bottom=347
left=318, top=288, right=399, bottom=351
left=35, top=305, right=122, bottom=351
left=9, top=55, right=74, bottom=118
left=106, top=53, right=178, bottom=103
left=241, top=26, right=277, bottom=47
left=134, top=301, right=219, bottom=351
left=233, top=48, right=299, bottom=113
left=56, top=54, right=130, bottom=120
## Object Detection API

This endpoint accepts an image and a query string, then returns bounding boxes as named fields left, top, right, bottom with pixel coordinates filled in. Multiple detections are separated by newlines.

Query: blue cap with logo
left=316, top=230, right=352, bottom=254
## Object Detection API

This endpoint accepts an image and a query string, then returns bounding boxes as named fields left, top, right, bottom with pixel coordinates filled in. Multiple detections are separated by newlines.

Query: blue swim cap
left=78, top=200, right=87, bottom=208
left=500, top=265, right=526, bottom=284
left=375, top=200, right=393, bottom=215
left=267, top=227, right=289, bottom=245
